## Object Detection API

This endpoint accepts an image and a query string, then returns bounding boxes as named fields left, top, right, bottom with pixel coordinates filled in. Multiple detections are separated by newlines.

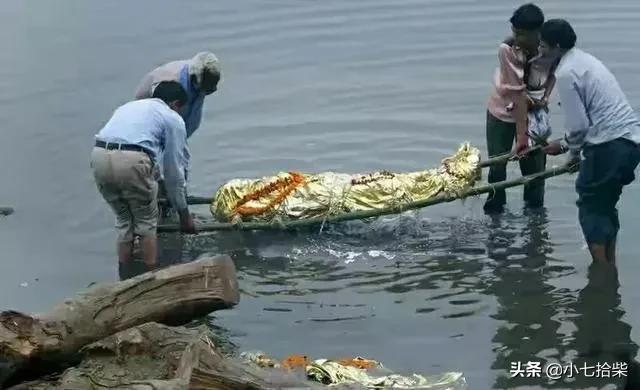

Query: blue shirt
left=178, top=64, right=205, bottom=138
left=555, top=48, right=640, bottom=156
left=95, top=98, right=189, bottom=211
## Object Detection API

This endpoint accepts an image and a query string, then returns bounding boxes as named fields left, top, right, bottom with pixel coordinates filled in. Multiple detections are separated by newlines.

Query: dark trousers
left=576, top=138, right=640, bottom=245
left=484, top=111, right=546, bottom=211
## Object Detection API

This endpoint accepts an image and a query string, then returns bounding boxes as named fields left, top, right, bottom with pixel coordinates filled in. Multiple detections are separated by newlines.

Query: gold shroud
left=210, top=143, right=481, bottom=223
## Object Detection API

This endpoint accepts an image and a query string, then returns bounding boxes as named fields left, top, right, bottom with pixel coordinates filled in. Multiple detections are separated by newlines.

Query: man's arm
left=555, top=73, right=591, bottom=157
left=497, top=45, right=528, bottom=151
left=184, top=95, right=204, bottom=138
left=134, top=72, right=154, bottom=100
left=162, top=114, right=191, bottom=221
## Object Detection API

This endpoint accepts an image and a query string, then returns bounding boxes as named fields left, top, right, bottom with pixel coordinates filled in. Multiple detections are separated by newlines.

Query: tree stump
left=0, top=255, right=239, bottom=387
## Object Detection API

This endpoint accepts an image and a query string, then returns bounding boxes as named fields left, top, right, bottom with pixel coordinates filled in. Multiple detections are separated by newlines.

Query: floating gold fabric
left=306, top=359, right=466, bottom=389
left=211, top=143, right=481, bottom=223
left=239, top=351, right=468, bottom=389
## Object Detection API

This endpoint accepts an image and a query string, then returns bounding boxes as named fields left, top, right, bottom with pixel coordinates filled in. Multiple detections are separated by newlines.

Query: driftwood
left=158, top=163, right=575, bottom=233
left=6, top=322, right=467, bottom=389
left=0, top=256, right=239, bottom=387
left=7, top=322, right=328, bottom=390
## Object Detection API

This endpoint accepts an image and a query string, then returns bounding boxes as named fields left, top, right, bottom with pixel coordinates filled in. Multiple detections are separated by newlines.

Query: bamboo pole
left=478, top=139, right=555, bottom=168
left=157, top=163, right=575, bottom=233
left=170, top=139, right=559, bottom=207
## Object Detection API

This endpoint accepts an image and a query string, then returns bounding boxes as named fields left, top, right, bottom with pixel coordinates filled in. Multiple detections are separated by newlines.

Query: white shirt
left=555, top=48, right=640, bottom=156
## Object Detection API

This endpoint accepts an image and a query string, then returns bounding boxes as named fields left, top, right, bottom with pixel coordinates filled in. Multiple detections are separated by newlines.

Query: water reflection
left=567, top=262, right=639, bottom=389
left=486, top=208, right=638, bottom=389
left=143, top=208, right=640, bottom=388
left=189, top=214, right=496, bottom=380
left=486, top=209, right=567, bottom=388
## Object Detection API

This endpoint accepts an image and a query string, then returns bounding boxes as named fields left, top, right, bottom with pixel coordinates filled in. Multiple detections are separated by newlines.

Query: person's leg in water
left=484, top=111, right=516, bottom=213
left=130, top=190, right=160, bottom=271
left=113, top=206, right=136, bottom=279
left=576, top=143, right=614, bottom=263
left=120, top=152, right=160, bottom=272
left=578, top=176, right=619, bottom=263
left=609, top=141, right=640, bottom=263
left=519, top=148, right=546, bottom=209
left=110, top=199, right=135, bottom=264
left=90, top=147, right=139, bottom=276
left=140, top=233, right=158, bottom=270
left=577, top=139, right=640, bottom=264
left=606, top=209, right=620, bottom=264
left=118, top=240, right=134, bottom=263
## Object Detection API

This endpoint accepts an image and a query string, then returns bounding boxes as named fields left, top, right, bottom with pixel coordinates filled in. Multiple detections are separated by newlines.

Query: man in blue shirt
left=134, top=52, right=221, bottom=217
left=134, top=52, right=221, bottom=138
left=542, top=19, right=640, bottom=264
left=91, top=81, right=196, bottom=274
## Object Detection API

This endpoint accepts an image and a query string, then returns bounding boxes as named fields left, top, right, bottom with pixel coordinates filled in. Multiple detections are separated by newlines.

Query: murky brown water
left=2, top=1, right=640, bottom=388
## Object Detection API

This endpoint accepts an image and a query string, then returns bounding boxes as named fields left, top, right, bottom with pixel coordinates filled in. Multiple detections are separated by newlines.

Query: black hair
left=510, top=3, right=544, bottom=30
left=541, top=18, right=577, bottom=49
left=152, top=81, right=188, bottom=106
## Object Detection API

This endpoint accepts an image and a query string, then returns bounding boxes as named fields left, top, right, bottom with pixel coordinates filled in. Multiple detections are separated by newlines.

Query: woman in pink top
left=484, top=3, right=556, bottom=214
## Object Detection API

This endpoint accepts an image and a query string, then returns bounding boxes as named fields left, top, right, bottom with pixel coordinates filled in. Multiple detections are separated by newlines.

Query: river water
left=1, top=1, right=640, bottom=388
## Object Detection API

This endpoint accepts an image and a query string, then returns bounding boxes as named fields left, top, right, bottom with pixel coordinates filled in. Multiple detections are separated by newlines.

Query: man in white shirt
left=542, top=19, right=640, bottom=264
left=91, top=81, right=196, bottom=274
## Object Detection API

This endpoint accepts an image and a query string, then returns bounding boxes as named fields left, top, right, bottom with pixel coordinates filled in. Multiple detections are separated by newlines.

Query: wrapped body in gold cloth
left=210, top=143, right=481, bottom=223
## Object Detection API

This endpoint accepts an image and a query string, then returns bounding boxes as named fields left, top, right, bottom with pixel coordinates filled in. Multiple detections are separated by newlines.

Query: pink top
left=487, top=41, right=554, bottom=123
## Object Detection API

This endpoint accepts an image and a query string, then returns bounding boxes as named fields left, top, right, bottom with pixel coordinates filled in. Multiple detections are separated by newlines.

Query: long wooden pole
left=157, top=163, right=575, bottom=233
left=478, top=139, right=554, bottom=168
left=172, top=140, right=559, bottom=207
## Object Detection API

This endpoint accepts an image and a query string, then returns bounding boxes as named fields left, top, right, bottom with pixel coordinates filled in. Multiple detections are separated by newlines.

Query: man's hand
left=513, top=134, right=529, bottom=156
left=533, top=96, right=549, bottom=109
left=543, top=140, right=566, bottom=156
left=178, top=209, right=197, bottom=234
left=566, top=154, right=581, bottom=173
left=526, top=96, right=536, bottom=110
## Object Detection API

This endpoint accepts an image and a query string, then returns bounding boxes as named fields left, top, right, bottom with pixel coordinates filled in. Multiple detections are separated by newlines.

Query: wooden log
left=7, top=322, right=195, bottom=389
left=7, top=322, right=325, bottom=390
left=185, top=333, right=327, bottom=390
left=157, top=163, right=576, bottom=233
left=0, top=255, right=240, bottom=387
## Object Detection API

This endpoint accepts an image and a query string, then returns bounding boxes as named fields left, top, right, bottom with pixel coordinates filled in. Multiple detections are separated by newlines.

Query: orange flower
left=337, top=357, right=378, bottom=370
left=281, top=354, right=310, bottom=370
left=232, top=172, right=305, bottom=218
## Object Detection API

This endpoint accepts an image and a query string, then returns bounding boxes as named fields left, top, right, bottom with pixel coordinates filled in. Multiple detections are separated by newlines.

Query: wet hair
left=152, top=81, right=188, bottom=106
left=541, top=19, right=577, bottom=49
left=510, top=3, right=544, bottom=30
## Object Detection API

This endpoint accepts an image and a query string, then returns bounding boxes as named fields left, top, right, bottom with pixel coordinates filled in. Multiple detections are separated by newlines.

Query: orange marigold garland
left=337, top=357, right=378, bottom=370
left=281, top=354, right=310, bottom=370
left=231, top=172, right=305, bottom=218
